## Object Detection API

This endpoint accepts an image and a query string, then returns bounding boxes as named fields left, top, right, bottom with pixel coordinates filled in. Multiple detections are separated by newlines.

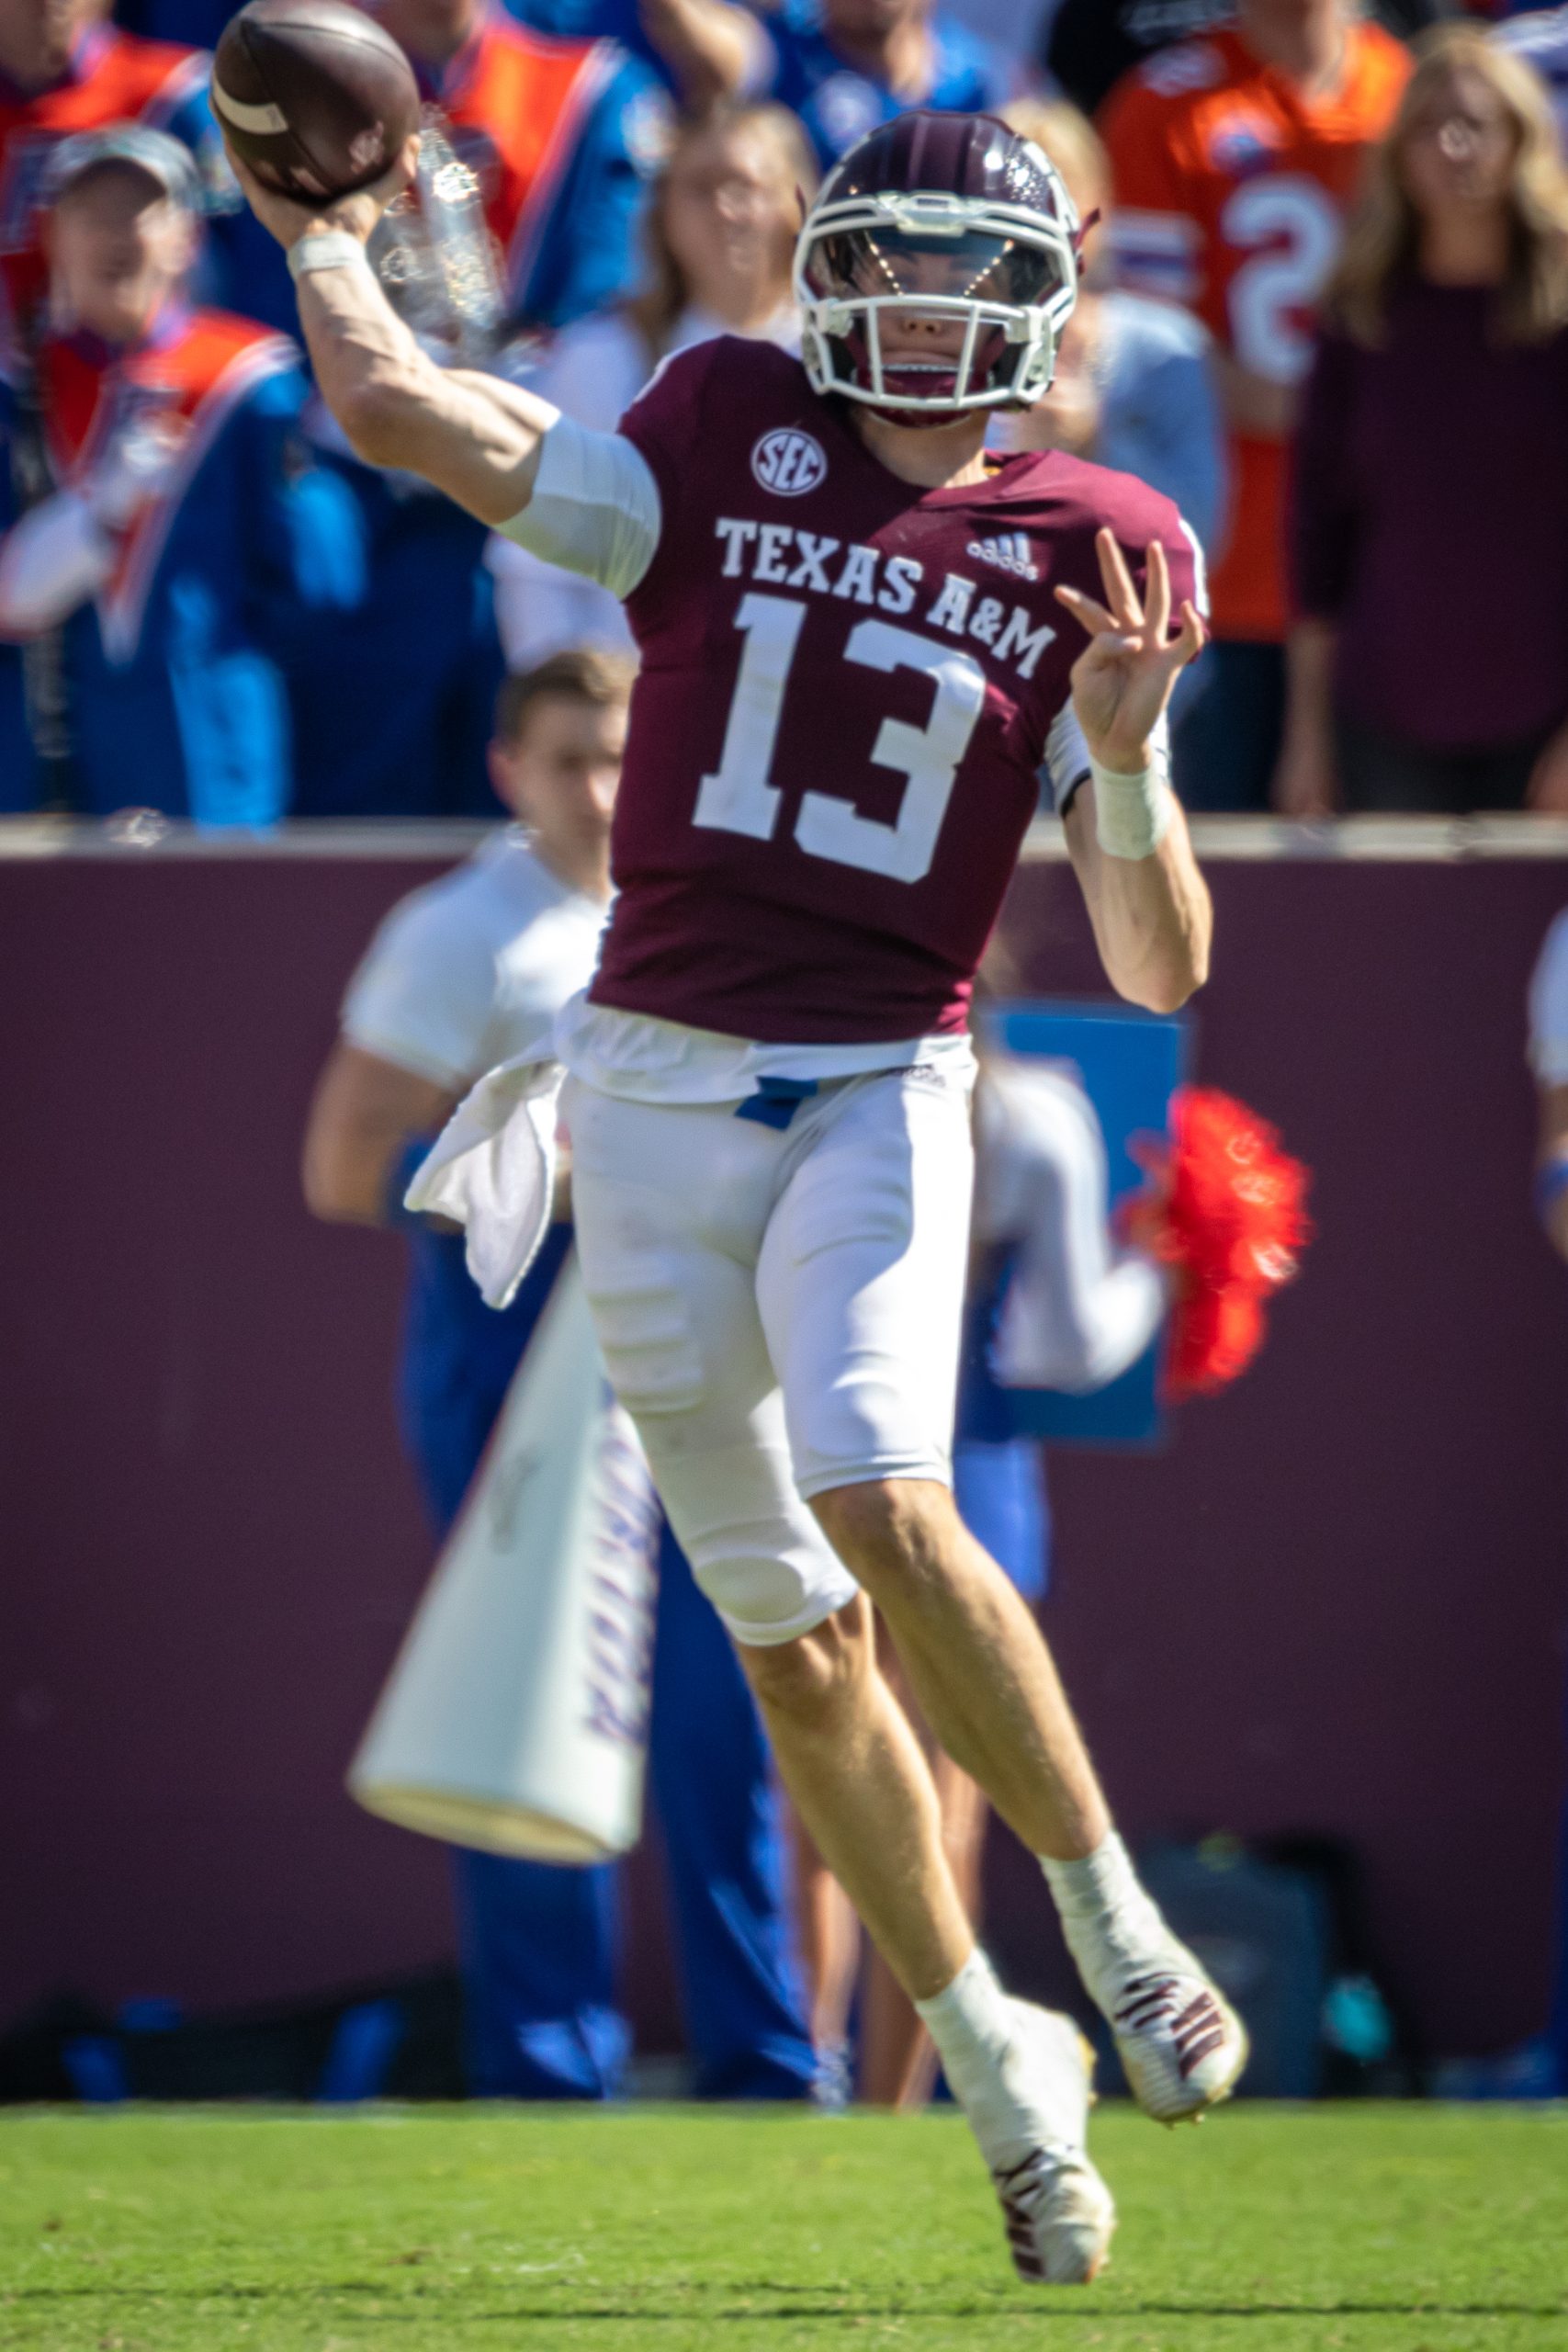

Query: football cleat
left=994, top=2140, right=1115, bottom=2287
left=964, top=2003, right=1116, bottom=2286
left=1107, top=1949, right=1248, bottom=2125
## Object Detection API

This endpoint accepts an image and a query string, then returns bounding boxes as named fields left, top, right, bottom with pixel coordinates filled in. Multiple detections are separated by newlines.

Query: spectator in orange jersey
left=1100, top=0, right=1410, bottom=809
left=1043, top=0, right=1438, bottom=119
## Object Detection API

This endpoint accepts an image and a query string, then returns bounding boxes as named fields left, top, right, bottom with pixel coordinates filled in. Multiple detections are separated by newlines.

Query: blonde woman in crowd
left=1279, top=27, right=1568, bottom=816
left=489, top=104, right=816, bottom=667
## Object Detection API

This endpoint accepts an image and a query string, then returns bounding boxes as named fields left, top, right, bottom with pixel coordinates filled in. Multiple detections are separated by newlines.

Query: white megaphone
left=348, top=1252, right=660, bottom=1862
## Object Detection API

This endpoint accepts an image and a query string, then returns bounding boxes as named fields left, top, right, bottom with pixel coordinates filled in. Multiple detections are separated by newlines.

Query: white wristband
left=288, top=231, right=375, bottom=282
left=1090, top=755, right=1172, bottom=862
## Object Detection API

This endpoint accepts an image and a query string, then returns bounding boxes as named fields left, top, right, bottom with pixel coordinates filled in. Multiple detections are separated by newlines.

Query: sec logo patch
left=751, top=427, right=828, bottom=496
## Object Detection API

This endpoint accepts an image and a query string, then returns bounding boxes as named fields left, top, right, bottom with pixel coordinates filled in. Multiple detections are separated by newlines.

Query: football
left=212, top=0, right=421, bottom=208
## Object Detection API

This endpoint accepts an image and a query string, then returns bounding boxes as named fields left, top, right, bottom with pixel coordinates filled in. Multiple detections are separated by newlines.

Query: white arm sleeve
left=497, top=411, right=662, bottom=603
left=0, top=492, right=115, bottom=636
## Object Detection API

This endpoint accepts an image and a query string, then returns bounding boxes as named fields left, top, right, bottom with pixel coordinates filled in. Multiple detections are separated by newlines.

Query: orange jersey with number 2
left=1100, top=25, right=1410, bottom=639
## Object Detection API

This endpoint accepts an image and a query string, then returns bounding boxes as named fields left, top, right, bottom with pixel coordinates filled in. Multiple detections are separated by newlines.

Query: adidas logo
left=966, top=531, right=1039, bottom=582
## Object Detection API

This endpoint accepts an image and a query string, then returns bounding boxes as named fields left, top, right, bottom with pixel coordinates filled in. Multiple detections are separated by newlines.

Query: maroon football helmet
left=795, top=111, right=1080, bottom=424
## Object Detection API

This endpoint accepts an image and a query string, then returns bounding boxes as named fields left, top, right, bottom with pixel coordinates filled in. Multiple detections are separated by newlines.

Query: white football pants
left=561, top=1061, right=976, bottom=1647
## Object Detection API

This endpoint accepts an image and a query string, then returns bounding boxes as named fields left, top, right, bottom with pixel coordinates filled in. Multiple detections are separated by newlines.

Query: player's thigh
left=758, top=1065, right=976, bottom=1499
left=562, top=1079, right=858, bottom=1646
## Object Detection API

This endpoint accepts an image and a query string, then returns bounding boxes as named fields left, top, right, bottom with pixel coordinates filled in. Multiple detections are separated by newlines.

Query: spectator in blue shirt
left=751, top=0, right=1008, bottom=173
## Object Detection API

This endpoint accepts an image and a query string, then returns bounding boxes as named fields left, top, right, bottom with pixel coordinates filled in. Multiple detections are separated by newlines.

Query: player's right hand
left=221, top=132, right=421, bottom=254
left=1055, top=529, right=1204, bottom=775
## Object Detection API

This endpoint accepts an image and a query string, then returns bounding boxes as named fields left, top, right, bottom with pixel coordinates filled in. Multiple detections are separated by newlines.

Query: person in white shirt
left=301, top=649, right=817, bottom=2102
left=488, top=102, right=815, bottom=668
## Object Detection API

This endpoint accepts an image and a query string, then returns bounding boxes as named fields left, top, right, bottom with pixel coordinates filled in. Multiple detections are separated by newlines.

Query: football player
left=229, top=107, right=1244, bottom=2287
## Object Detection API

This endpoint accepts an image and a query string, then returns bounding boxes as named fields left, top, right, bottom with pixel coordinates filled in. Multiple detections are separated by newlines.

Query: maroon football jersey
left=592, top=337, right=1198, bottom=1046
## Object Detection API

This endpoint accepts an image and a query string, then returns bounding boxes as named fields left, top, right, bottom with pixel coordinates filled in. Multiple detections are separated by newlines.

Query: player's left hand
left=1055, top=529, right=1205, bottom=775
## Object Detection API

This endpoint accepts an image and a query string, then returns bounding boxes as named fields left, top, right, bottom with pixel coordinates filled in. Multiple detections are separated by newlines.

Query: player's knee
left=738, top=1595, right=874, bottom=1731
left=811, top=1477, right=961, bottom=1602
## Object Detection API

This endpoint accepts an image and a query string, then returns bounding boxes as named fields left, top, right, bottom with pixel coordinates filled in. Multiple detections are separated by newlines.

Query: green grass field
left=2, top=2104, right=1565, bottom=2352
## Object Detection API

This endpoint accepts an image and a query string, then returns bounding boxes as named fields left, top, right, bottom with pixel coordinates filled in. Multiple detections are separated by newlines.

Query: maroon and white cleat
left=1109, top=1957, right=1248, bottom=2124
left=992, top=2140, right=1115, bottom=2286
left=1046, top=1838, right=1249, bottom=2124
left=977, top=2008, right=1116, bottom=2285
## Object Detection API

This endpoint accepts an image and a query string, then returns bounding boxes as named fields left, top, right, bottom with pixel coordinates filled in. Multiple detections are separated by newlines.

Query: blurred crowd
left=4, top=0, right=1568, bottom=823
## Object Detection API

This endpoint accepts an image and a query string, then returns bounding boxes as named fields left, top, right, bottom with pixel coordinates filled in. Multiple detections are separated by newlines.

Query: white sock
left=1040, top=1833, right=1172, bottom=1994
left=917, top=1948, right=1089, bottom=2173
left=914, top=1947, right=1014, bottom=2096
left=1041, top=1830, right=1140, bottom=1919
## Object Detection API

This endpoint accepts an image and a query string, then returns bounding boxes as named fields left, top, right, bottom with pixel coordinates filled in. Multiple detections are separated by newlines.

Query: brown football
left=212, top=0, right=421, bottom=208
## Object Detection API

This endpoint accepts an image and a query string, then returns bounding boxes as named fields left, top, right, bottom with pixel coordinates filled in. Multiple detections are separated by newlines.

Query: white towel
left=405, top=1050, right=563, bottom=1309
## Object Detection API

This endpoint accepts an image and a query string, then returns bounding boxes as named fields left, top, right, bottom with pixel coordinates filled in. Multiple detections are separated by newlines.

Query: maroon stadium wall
left=2, top=824, right=1565, bottom=2064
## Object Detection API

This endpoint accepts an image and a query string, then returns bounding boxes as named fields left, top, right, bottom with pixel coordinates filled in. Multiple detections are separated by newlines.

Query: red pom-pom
left=1131, top=1088, right=1313, bottom=1400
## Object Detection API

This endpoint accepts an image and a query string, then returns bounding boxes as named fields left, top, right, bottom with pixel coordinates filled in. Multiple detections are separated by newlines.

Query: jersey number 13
left=693, top=593, right=987, bottom=885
